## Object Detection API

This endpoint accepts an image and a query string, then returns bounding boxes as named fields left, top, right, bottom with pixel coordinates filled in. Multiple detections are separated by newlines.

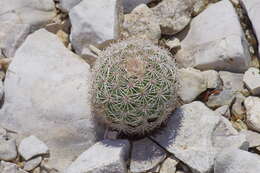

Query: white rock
left=123, top=4, right=161, bottom=43
left=123, top=0, right=152, bottom=13
left=0, top=29, right=104, bottom=171
left=151, top=102, right=220, bottom=173
left=64, top=139, right=130, bottom=173
left=0, top=161, right=28, bottom=173
left=159, top=157, right=179, bottom=173
left=23, top=156, right=42, bottom=171
left=0, top=0, right=56, bottom=31
left=219, top=71, right=245, bottom=92
left=176, top=0, right=251, bottom=72
left=243, top=67, right=260, bottom=95
left=241, top=130, right=260, bottom=148
left=178, top=68, right=220, bottom=103
left=240, top=0, right=260, bottom=57
left=18, top=136, right=48, bottom=160
left=130, top=138, right=166, bottom=172
left=152, top=0, right=192, bottom=35
left=206, top=90, right=236, bottom=109
left=59, top=0, right=82, bottom=12
left=192, top=0, right=208, bottom=16
left=165, top=38, right=181, bottom=51
left=214, top=149, right=260, bottom=173
left=215, top=105, right=231, bottom=119
left=0, top=138, right=17, bottom=161
left=0, top=22, right=30, bottom=58
left=244, top=96, right=260, bottom=132
left=69, top=0, right=123, bottom=55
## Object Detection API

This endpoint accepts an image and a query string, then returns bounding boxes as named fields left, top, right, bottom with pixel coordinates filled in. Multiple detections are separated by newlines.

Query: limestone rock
left=244, top=96, right=260, bottom=132
left=123, top=0, right=152, bottom=13
left=159, top=157, right=179, bottom=173
left=64, top=139, right=130, bottom=173
left=241, top=130, right=260, bottom=148
left=23, top=156, right=42, bottom=171
left=219, top=71, right=245, bottom=92
left=69, top=0, right=123, bottom=55
left=215, top=105, right=231, bottom=119
left=0, top=161, right=28, bottom=173
left=243, top=67, right=260, bottom=95
left=0, top=0, right=56, bottom=31
left=123, top=4, right=161, bottom=43
left=0, top=29, right=104, bottom=171
left=214, top=149, right=260, bottom=173
left=130, top=138, right=166, bottom=172
left=152, top=0, right=192, bottom=35
left=206, top=90, right=236, bottom=109
left=176, top=0, right=251, bottom=72
left=59, top=0, right=82, bottom=12
left=0, top=138, right=17, bottom=161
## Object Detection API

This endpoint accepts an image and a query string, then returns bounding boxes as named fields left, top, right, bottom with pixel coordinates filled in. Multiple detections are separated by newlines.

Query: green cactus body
left=92, top=38, right=178, bottom=135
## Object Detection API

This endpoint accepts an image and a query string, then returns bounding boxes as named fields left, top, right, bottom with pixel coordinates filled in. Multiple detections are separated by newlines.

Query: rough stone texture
left=0, top=22, right=30, bottom=58
left=159, top=157, right=179, bottom=173
left=64, top=139, right=130, bottom=173
left=0, top=0, right=56, bottom=31
left=231, top=93, right=246, bottom=120
left=69, top=0, right=123, bottom=55
left=0, top=138, right=17, bottom=161
left=123, top=4, right=161, bottom=43
left=0, top=161, right=28, bottom=173
left=243, top=67, right=260, bottom=95
left=0, top=29, right=104, bottom=171
left=24, top=156, right=42, bottom=171
left=152, top=0, right=192, bottom=35
left=212, top=116, right=248, bottom=152
left=151, top=102, right=220, bottom=173
left=178, top=68, right=220, bottom=103
left=206, top=90, right=236, bottom=109
left=214, top=149, right=260, bottom=173
left=240, top=0, right=260, bottom=57
left=130, top=138, right=166, bottom=173
left=59, top=0, right=82, bottom=12
left=241, top=130, right=260, bottom=148
left=219, top=71, right=245, bottom=92
left=215, top=105, right=231, bottom=119
left=18, top=136, right=49, bottom=160
left=176, top=0, right=251, bottom=73
left=244, top=96, right=260, bottom=132
left=123, top=0, right=152, bottom=13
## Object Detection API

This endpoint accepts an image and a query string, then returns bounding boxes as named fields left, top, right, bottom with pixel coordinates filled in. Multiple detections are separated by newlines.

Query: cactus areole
left=92, top=38, right=178, bottom=135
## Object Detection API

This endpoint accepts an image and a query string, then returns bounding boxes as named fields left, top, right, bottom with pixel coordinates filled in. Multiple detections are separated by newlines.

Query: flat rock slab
left=130, top=138, right=166, bottom=172
left=0, top=29, right=104, bottom=171
left=214, top=149, right=260, bottom=173
left=176, top=0, right=251, bottom=72
left=151, top=101, right=220, bottom=173
left=65, top=139, right=130, bottom=173
left=240, top=0, right=260, bottom=57
left=0, top=0, right=56, bottom=31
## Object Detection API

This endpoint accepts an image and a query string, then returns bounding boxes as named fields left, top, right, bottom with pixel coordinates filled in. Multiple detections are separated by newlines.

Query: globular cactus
left=92, top=38, right=179, bottom=135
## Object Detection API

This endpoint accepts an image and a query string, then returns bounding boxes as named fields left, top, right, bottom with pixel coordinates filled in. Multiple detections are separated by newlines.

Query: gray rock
left=123, top=4, right=161, bottom=43
left=231, top=93, right=246, bottom=120
left=59, top=0, right=82, bottom=12
left=243, top=67, right=260, bottom=95
left=0, top=22, right=30, bottom=58
left=151, top=101, right=220, bottom=173
left=0, top=29, right=104, bottom=171
left=176, top=0, right=251, bottom=72
left=178, top=68, right=220, bottom=103
left=241, top=130, right=260, bottom=148
left=244, top=96, right=260, bottom=132
left=130, top=138, right=166, bottom=173
left=23, top=156, right=42, bottom=171
left=219, top=71, right=245, bottom=92
left=159, top=157, right=179, bottom=173
left=0, top=80, right=4, bottom=102
left=214, top=149, right=260, bottom=173
left=64, top=139, right=130, bottom=173
left=0, top=138, right=17, bottom=161
left=152, top=0, right=192, bottom=35
left=240, top=0, right=260, bottom=57
left=18, top=136, right=48, bottom=160
left=123, top=0, right=152, bottom=13
left=206, top=90, right=236, bottom=109
left=0, top=0, right=56, bottom=31
left=215, top=105, right=231, bottom=119
left=0, top=161, right=28, bottom=173
left=69, top=0, right=123, bottom=55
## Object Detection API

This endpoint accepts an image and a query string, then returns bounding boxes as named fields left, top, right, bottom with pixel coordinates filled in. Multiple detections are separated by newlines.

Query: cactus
left=92, top=38, right=179, bottom=135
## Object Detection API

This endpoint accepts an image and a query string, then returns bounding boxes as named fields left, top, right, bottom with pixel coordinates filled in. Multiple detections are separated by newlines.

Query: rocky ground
left=0, top=0, right=260, bottom=173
